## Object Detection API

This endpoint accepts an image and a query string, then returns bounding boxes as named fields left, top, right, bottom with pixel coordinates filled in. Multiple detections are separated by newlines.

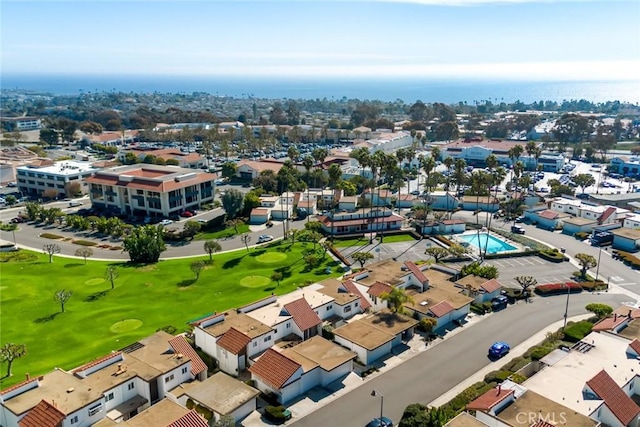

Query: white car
left=160, top=219, right=173, bottom=226
left=257, top=235, right=274, bottom=243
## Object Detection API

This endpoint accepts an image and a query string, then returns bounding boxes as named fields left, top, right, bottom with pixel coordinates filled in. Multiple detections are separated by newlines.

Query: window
left=182, top=367, right=188, bottom=374
left=70, top=416, right=79, bottom=424
left=344, top=306, right=352, bottom=313
left=127, top=382, right=134, bottom=390
left=264, top=335, right=272, bottom=342
left=286, top=322, right=291, bottom=328
left=326, top=305, right=332, bottom=311
left=105, top=392, right=114, bottom=401
left=253, top=341, right=257, bottom=347
left=355, top=302, right=359, bottom=307
left=88, top=403, right=103, bottom=416
left=164, top=374, right=174, bottom=383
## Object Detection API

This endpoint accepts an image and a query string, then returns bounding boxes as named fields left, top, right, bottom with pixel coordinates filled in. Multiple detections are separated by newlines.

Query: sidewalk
left=427, top=313, right=592, bottom=408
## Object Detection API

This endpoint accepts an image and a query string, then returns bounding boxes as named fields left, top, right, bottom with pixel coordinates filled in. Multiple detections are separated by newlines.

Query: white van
left=69, top=200, right=83, bottom=207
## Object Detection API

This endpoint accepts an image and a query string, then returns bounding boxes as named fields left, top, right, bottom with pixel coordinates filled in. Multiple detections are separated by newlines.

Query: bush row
left=538, top=249, right=565, bottom=263
left=534, top=282, right=583, bottom=295
left=563, top=320, right=594, bottom=342
left=613, top=250, right=640, bottom=268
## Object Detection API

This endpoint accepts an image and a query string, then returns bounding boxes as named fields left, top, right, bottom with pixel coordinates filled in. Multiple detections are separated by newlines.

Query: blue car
left=366, top=417, right=393, bottom=427
left=489, top=341, right=510, bottom=358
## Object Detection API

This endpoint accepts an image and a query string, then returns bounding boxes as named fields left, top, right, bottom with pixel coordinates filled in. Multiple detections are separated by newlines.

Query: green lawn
left=0, top=241, right=340, bottom=387
left=194, top=223, right=250, bottom=240
left=331, top=233, right=417, bottom=248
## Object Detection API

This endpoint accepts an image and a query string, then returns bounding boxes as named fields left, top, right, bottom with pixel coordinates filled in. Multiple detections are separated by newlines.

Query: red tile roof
left=480, top=279, right=502, bottom=294
left=283, top=298, right=322, bottom=331
left=586, top=369, right=640, bottom=425
left=530, top=421, right=555, bottom=427
left=72, top=351, right=122, bottom=374
left=368, top=281, right=393, bottom=297
left=629, top=339, right=640, bottom=355
left=429, top=301, right=455, bottom=318
left=318, top=214, right=404, bottom=227
left=598, top=206, right=617, bottom=224
left=466, top=387, right=514, bottom=411
left=343, top=280, right=371, bottom=310
left=249, top=348, right=301, bottom=389
left=168, top=336, right=207, bottom=377
left=404, top=261, right=428, bottom=284
left=167, top=410, right=209, bottom=427
left=216, top=328, right=251, bottom=355
left=538, top=209, right=560, bottom=220
left=19, top=400, right=65, bottom=427
left=592, top=314, right=629, bottom=332
left=251, top=208, right=270, bottom=215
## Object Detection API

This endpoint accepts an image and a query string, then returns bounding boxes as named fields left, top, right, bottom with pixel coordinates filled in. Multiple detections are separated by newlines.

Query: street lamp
left=563, top=281, right=571, bottom=330
left=371, top=390, right=384, bottom=426
left=595, top=245, right=603, bottom=282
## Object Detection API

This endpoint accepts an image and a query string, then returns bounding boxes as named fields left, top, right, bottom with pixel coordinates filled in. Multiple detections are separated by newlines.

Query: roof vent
left=67, top=387, right=75, bottom=393
left=176, top=353, right=184, bottom=359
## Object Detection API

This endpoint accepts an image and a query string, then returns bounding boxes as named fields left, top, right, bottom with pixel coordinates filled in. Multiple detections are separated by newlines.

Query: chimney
left=630, top=309, right=633, bottom=319
left=614, top=313, right=618, bottom=321
left=497, top=384, right=501, bottom=395
left=25, top=373, right=30, bottom=381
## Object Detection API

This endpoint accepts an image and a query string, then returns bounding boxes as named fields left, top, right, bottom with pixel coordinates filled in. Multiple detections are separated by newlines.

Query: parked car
left=489, top=341, right=510, bottom=358
left=366, top=417, right=393, bottom=427
left=11, top=217, right=24, bottom=223
left=68, top=200, right=83, bottom=207
left=257, top=234, right=274, bottom=243
left=491, top=295, right=508, bottom=310
left=160, top=219, right=173, bottom=226
left=514, top=216, right=525, bottom=223
left=511, top=225, right=525, bottom=234
left=180, top=211, right=194, bottom=218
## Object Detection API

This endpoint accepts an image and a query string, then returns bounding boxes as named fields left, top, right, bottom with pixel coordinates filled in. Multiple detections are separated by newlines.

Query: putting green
left=110, top=319, right=143, bottom=333
left=240, top=275, right=271, bottom=288
left=255, top=252, right=287, bottom=263
left=85, top=278, right=105, bottom=286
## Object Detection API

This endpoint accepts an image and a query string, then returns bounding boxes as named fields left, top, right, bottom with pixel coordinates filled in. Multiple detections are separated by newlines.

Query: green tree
left=54, top=289, right=73, bottom=313
left=585, top=303, right=613, bottom=319
left=123, top=225, right=167, bottom=263
left=303, top=253, right=321, bottom=269
left=203, top=240, right=221, bottom=261
left=4, top=195, right=17, bottom=206
left=240, top=233, right=251, bottom=252
left=225, top=218, right=244, bottom=234
left=425, top=247, right=450, bottom=263
left=573, top=173, right=596, bottom=194
left=213, top=414, right=236, bottom=427
left=183, top=220, right=201, bottom=239
left=271, top=271, right=283, bottom=286
left=104, top=265, right=119, bottom=289
left=253, top=169, right=278, bottom=193
left=0, top=343, right=27, bottom=378
left=242, top=192, right=261, bottom=216
left=514, top=275, right=537, bottom=298
left=43, top=243, right=61, bottom=263
left=380, top=287, right=414, bottom=314
left=221, top=189, right=244, bottom=219
left=74, top=247, right=93, bottom=264
left=352, top=251, right=374, bottom=268
left=221, top=162, right=237, bottom=179
left=575, top=253, right=597, bottom=279
left=190, top=261, right=205, bottom=281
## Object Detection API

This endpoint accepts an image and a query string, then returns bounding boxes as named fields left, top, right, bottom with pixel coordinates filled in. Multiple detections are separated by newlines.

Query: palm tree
left=302, top=155, right=314, bottom=222
left=469, top=169, right=490, bottom=259
left=482, top=155, right=506, bottom=258
left=525, top=141, right=537, bottom=171
left=421, top=155, right=437, bottom=232
left=443, top=156, right=454, bottom=218
left=380, top=287, right=415, bottom=314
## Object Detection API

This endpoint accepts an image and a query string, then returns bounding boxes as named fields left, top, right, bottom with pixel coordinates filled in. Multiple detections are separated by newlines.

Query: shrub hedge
left=613, top=250, right=640, bottom=268
left=264, top=406, right=288, bottom=424
left=575, top=231, right=590, bottom=240
left=534, top=282, right=582, bottom=296
left=72, top=240, right=97, bottom=246
left=442, top=381, right=497, bottom=413
left=40, top=233, right=64, bottom=240
left=563, top=320, right=594, bottom=342
left=538, top=249, right=565, bottom=263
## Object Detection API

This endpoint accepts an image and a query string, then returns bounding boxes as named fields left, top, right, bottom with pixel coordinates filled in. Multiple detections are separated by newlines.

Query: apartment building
left=85, top=164, right=216, bottom=217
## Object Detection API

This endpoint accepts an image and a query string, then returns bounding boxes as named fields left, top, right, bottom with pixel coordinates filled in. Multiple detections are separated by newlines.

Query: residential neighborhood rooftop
left=202, top=310, right=272, bottom=339
left=355, top=259, right=407, bottom=287
left=497, top=390, right=599, bottom=426
left=245, top=287, right=333, bottom=328
left=281, top=336, right=356, bottom=372
left=177, top=372, right=259, bottom=416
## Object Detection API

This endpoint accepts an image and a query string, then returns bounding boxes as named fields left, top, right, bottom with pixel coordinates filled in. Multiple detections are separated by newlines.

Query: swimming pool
left=459, top=233, right=517, bottom=253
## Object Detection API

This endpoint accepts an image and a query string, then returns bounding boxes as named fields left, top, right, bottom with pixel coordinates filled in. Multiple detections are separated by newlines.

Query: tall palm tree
left=312, top=147, right=328, bottom=211
left=422, top=155, right=437, bottom=233
left=482, top=155, right=506, bottom=258
left=469, top=169, right=490, bottom=259
left=395, top=148, right=408, bottom=197
left=443, top=156, right=454, bottom=218
left=525, top=141, right=537, bottom=171
left=371, top=150, right=387, bottom=240
left=302, top=155, right=314, bottom=222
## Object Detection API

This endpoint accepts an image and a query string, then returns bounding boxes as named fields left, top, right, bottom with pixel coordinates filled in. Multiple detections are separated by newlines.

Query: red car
left=180, top=211, right=193, bottom=218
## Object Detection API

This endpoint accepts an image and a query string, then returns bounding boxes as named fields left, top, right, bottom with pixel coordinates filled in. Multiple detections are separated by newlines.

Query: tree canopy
left=123, top=225, right=167, bottom=263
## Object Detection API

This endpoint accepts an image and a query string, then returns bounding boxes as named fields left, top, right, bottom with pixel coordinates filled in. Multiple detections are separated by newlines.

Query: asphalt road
left=292, top=291, right=628, bottom=426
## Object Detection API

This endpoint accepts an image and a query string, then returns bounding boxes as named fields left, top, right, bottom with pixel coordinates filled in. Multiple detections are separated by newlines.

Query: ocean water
left=2, top=74, right=639, bottom=104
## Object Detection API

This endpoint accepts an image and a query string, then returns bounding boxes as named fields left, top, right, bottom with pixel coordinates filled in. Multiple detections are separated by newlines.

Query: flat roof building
left=16, top=161, right=97, bottom=199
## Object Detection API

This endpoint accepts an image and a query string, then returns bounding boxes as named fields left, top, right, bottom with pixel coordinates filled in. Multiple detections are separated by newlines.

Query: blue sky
left=2, top=0, right=639, bottom=81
